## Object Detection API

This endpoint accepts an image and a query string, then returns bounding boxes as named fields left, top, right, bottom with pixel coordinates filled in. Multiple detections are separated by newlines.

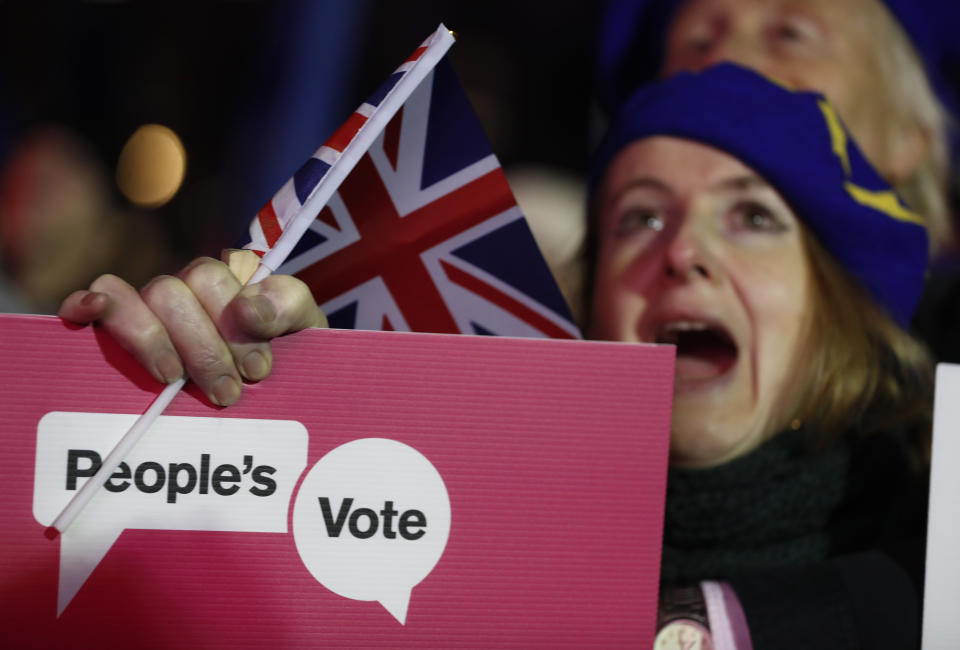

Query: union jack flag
left=238, top=26, right=580, bottom=339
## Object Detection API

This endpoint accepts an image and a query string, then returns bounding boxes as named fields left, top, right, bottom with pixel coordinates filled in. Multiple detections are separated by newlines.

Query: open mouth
left=655, top=321, right=738, bottom=385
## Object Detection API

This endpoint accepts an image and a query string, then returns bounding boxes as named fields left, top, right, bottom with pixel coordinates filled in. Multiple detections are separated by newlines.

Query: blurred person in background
left=0, top=126, right=174, bottom=314
left=597, top=0, right=957, bottom=256
left=594, top=0, right=960, bottom=362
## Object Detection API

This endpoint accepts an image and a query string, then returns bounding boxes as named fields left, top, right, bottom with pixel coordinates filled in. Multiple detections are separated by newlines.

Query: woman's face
left=662, top=0, right=893, bottom=177
left=591, top=137, right=813, bottom=468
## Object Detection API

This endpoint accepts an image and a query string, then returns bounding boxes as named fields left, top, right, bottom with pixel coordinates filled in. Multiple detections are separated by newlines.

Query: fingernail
left=211, top=375, right=241, bottom=406
left=240, top=350, right=270, bottom=381
left=80, top=292, right=101, bottom=307
left=155, top=351, right=184, bottom=384
left=243, top=293, right=276, bottom=325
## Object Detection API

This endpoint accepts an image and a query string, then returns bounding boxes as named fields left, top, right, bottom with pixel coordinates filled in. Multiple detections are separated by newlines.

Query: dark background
left=0, top=1, right=601, bottom=274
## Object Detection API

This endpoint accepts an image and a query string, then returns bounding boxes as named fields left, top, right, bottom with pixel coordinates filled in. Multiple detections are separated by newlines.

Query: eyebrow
left=605, top=177, right=672, bottom=209
left=608, top=174, right=768, bottom=201
left=604, top=173, right=775, bottom=214
left=709, top=174, right=771, bottom=193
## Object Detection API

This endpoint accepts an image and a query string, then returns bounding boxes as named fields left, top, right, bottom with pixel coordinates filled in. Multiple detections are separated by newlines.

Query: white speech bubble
left=292, top=438, right=451, bottom=624
left=33, top=411, right=308, bottom=616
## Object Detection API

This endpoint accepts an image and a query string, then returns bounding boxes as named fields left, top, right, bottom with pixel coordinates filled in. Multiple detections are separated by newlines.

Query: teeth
left=662, top=321, right=709, bottom=332
left=655, top=321, right=710, bottom=344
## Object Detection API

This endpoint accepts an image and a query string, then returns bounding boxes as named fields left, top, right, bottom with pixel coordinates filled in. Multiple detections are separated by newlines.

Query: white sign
left=292, top=438, right=451, bottom=624
left=33, top=412, right=309, bottom=616
left=923, top=364, right=960, bottom=649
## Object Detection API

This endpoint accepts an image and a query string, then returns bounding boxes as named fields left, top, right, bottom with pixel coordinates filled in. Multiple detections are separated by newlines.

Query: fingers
left=232, top=275, right=328, bottom=339
left=139, top=257, right=260, bottom=405
left=82, top=274, right=185, bottom=385
left=145, top=258, right=321, bottom=406
left=58, top=257, right=326, bottom=407
left=176, top=256, right=277, bottom=383
left=58, top=290, right=112, bottom=324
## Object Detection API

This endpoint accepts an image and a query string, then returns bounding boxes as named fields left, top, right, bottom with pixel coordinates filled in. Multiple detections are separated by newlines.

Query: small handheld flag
left=237, top=27, right=580, bottom=339
left=242, top=25, right=456, bottom=280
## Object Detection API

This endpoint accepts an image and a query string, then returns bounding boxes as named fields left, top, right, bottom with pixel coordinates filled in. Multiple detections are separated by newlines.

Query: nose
left=664, top=217, right=713, bottom=282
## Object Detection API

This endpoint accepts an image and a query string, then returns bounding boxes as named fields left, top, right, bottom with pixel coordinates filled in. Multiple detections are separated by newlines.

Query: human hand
left=57, top=254, right=327, bottom=406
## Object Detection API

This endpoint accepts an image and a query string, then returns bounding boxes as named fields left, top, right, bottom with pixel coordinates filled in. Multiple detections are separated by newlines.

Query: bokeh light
left=115, top=124, right=186, bottom=208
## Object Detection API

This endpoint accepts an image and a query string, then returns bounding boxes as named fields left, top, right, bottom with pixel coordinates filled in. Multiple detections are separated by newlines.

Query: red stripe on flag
left=296, top=157, right=516, bottom=308
left=317, top=206, right=339, bottom=231
left=439, top=259, right=576, bottom=339
left=257, top=201, right=283, bottom=248
left=296, top=154, right=497, bottom=334
left=383, top=106, right=403, bottom=171
left=324, top=112, right=368, bottom=152
left=405, top=46, right=427, bottom=63
left=296, top=154, right=516, bottom=316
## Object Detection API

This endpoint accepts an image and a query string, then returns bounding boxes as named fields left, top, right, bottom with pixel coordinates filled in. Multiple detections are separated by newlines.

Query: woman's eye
left=616, top=209, right=664, bottom=235
left=730, top=202, right=786, bottom=232
left=770, top=17, right=821, bottom=50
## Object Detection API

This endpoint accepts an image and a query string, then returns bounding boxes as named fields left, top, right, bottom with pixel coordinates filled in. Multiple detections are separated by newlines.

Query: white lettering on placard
left=33, top=412, right=308, bottom=616
left=292, top=438, right=451, bottom=624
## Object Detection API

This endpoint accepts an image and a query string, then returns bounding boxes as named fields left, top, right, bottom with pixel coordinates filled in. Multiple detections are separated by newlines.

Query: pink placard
left=0, top=314, right=674, bottom=647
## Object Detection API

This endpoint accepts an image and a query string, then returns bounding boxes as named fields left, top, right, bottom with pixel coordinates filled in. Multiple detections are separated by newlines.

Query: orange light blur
left=116, top=124, right=186, bottom=208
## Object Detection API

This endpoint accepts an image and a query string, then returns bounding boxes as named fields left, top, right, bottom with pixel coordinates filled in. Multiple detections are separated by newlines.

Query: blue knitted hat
left=592, top=63, right=929, bottom=325
left=595, top=0, right=960, bottom=120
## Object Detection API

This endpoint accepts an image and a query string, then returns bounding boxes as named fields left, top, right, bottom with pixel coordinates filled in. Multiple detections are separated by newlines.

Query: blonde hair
left=786, top=230, right=933, bottom=460
left=865, top=0, right=953, bottom=252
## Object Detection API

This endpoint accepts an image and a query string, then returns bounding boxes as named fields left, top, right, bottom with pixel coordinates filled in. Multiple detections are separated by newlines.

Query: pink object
left=0, top=314, right=674, bottom=647
left=702, top=580, right=754, bottom=650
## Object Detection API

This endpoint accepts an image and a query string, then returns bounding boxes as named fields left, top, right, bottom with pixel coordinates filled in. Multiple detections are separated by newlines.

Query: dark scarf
left=659, top=428, right=915, bottom=586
